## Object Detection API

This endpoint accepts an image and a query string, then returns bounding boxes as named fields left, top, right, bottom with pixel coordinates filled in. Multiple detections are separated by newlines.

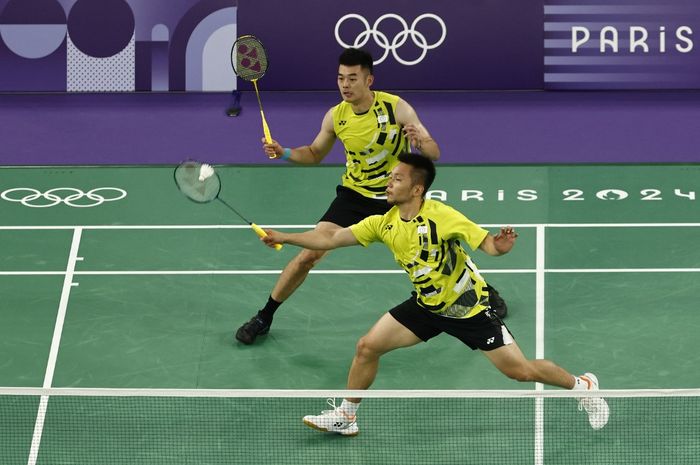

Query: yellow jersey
left=350, top=200, right=491, bottom=318
left=332, top=91, right=409, bottom=199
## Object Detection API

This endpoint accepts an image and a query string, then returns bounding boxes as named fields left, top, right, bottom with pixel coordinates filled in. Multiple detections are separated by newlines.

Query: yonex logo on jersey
left=339, top=120, right=347, bottom=126
left=334, top=13, right=447, bottom=66
left=385, top=225, right=393, bottom=230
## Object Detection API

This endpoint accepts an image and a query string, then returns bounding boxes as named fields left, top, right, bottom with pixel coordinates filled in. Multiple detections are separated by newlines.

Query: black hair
left=397, top=152, right=436, bottom=195
left=339, top=48, right=374, bottom=74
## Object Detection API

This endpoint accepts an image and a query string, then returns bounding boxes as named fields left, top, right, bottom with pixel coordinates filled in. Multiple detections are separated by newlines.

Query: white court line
left=547, top=268, right=700, bottom=273
left=534, top=226, right=545, bottom=465
left=0, top=269, right=533, bottom=276
left=27, top=228, right=82, bottom=465
left=1, top=222, right=700, bottom=230
left=4, top=268, right=700, bottom=276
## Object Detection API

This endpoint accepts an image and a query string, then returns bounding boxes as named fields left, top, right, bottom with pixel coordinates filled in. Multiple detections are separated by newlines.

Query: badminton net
left=1, top=387, right=699, bottom=465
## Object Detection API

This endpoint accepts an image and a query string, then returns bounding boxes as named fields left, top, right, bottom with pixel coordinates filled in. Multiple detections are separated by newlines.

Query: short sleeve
left=440, top=206, right=488, bottom=251
left=349, top=214, right=384, bottom=247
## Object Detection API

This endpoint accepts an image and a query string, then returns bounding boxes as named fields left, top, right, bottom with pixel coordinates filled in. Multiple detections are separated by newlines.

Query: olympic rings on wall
left=1, top=187, right=127, bottom=208
left=335, top=13, right=447, bottom=66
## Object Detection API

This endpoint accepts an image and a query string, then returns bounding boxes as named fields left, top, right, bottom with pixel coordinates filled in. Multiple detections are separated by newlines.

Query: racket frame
left=231, top=35, right=274, bottom=152
left=173, top=161, right=282, bottom=250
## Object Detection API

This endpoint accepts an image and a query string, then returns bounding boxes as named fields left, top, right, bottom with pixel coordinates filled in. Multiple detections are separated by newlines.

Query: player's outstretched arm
left=262, top=227, right=359, bottom=250
left=395, top=98, right=440, bottom=160
left=479, top=227, right=518, bottom=256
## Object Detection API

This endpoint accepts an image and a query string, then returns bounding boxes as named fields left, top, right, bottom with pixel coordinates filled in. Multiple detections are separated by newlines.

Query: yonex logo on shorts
left=334, top=13, right=447, bottom=66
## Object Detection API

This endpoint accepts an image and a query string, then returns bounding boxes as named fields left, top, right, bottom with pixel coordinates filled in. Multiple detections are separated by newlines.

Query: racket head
left=174, top=161, right=221, bottom=203
left=231, top=35, right=268, bottom=81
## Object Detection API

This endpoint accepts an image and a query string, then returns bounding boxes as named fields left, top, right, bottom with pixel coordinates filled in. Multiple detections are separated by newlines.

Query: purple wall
left=2, top=91, right=700, bottom=166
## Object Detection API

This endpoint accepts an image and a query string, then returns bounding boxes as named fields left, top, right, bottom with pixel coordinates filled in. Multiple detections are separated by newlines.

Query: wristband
left=280, top=147, right=292, bottom=160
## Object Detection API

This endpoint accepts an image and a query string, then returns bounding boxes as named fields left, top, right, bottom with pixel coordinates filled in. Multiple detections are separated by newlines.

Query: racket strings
left=174, top=161, right=221, bottom=203
left=233, top=36, right=268, bottom=81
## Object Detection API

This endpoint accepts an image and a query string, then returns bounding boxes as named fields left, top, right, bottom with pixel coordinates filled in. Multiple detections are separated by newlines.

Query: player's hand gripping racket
left=174, top=161, right=282, bottom=250
left=231, top=35, right=274, bottom=156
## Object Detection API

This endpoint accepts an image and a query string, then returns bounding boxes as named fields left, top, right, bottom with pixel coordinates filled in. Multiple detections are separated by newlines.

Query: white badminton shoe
left=577, top=372, right=610, bottom=430
left=303, top=399, right=359, bottom=436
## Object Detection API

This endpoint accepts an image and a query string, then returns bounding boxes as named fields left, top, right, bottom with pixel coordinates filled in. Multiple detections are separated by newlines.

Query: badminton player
left=260, top=153, right=610, bottom=434
left=235, top=48, right=508, bottom=345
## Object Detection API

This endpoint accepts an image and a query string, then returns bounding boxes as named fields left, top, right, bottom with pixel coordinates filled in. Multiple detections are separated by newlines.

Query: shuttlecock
left=198, top=164, right=215, bottom=181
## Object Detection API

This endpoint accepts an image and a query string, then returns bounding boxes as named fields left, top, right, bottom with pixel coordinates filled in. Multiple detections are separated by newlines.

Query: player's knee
left=294, top=249, right=325, bottom=271
left=502, top=364, right=535, bottom=383
left=355, top=336, right=381, bottom=361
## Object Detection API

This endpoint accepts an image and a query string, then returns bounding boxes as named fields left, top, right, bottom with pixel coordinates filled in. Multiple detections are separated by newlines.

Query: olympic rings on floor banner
left=1, top=187, right=127, bottom=208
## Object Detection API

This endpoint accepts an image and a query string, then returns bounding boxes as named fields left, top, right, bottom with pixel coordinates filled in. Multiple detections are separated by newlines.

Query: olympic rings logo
left=1, top=187, right=127, bottom=208
left=335, top=13, right=447, bottom=66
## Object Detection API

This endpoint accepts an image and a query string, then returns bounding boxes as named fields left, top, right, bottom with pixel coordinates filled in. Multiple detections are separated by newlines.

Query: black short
left=389, top=294, right=515, bottom=351
left=319, top=186, right=391, bottom=227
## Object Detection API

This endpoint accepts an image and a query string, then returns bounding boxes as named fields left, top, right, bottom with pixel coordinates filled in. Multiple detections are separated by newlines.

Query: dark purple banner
left=545, top=0, right=700, bottom=89
left=238, top=0, right=544, bottom=90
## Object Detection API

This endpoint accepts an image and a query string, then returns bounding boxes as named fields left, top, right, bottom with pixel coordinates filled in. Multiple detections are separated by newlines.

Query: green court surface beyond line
left=1, top=165, right=699, bottom=226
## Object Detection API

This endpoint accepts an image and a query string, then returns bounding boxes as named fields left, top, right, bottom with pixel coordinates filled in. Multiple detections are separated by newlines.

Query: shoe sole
left=303, top=419, right=358, bottom=436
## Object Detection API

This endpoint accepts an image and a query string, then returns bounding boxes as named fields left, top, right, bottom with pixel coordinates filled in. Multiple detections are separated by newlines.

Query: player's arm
left=261, top=227, right=359, bottom=250
left=478, top=227, right=518, bottom=256
left=395, top=98, right=440, bottom=161
left=262, top=109, right=336, bottom=164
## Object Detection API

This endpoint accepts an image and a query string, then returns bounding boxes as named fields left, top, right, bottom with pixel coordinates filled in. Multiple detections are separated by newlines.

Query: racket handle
left=252, top=80, right=273, bottom=149
left=251, top=223, right=282, bottom=251
left=261, top=112, right=273, bottom=146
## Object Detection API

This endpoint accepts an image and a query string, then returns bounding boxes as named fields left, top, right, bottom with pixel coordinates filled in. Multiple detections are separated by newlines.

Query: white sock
left=340, top=399, right=360, bottom=416
left=571, top=375, right=590, bottom=391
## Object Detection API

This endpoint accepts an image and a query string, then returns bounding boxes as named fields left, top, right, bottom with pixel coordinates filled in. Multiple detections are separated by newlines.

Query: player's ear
left=413, top=183, right=424, bottom=198
left=366, top=73, right=374, bottom=87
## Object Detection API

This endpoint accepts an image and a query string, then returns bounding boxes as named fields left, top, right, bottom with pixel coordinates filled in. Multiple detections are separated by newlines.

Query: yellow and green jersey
left=350, top=200, right=491, bottom=318
left=332, top=91, right=409, bottom=199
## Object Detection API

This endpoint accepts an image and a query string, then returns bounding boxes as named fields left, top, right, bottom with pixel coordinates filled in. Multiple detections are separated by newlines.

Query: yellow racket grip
left=260, top=112, right=273, bottom=146
left=251, top=223, right=282, bottom=251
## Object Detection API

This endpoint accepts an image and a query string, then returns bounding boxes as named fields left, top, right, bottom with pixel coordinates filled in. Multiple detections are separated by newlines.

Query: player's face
left=337, top=65, right=373, bottom=103
left=386, top=163, right=419, bottom=205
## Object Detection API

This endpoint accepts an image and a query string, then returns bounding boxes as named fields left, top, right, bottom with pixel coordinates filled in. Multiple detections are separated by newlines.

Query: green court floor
left=1, top=164, right=699, bottom=464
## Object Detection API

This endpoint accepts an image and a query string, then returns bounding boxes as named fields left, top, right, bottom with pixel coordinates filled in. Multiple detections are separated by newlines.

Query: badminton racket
left=174, top=161, right=282, bottom=250
left=231, top=35, right=274, bottom=156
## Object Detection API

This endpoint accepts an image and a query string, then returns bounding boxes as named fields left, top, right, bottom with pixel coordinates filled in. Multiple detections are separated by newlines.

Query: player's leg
left=234, top=221, right=338, bottom=345
left=303, top=308, right=423, bottom=435
left=346, top=312, right=424, bottom=397
left=479, top=327, right=609, bottom=429
left=483, top=342, right=609, bottom=429
left=235, top=186, right=390, bottom=345
left=269, top=222, right=340, bottom=302
left=482, top=341, right=576, bottom=388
